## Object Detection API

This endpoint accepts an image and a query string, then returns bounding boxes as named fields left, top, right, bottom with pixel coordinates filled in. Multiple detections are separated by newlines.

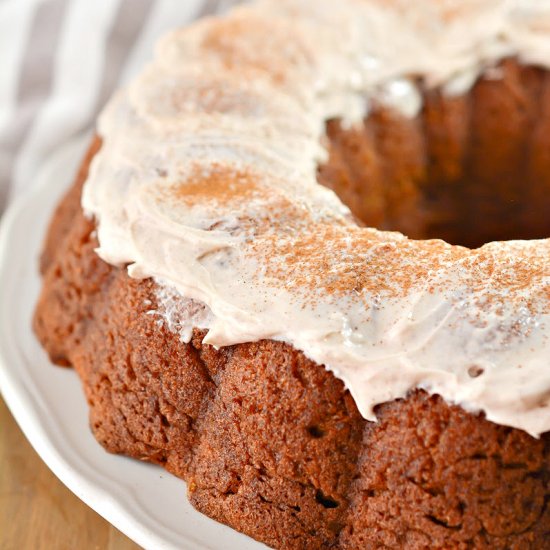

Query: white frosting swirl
left=83, top=0, right=550, bottom=437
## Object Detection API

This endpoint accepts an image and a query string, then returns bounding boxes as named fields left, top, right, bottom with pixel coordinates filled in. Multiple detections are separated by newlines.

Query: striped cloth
left=0, top=0, right=241, bottom=213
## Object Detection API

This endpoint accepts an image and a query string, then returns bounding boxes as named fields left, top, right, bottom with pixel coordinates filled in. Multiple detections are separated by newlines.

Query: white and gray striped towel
left=0, top=0, right=242, bottom=213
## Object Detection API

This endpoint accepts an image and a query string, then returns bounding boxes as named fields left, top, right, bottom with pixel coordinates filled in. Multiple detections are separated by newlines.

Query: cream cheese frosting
left=82, top=0, right=550, bottom=437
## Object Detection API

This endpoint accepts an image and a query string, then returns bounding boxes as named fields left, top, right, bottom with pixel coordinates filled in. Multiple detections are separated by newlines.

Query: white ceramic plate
left=0, top=134, right=267, bottom=550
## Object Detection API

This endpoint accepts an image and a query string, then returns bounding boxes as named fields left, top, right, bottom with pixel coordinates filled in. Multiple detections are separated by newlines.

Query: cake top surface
left=83, top=0, right=550, bottom=437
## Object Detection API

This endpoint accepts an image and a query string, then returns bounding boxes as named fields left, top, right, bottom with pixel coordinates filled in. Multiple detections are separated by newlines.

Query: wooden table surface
left=0, top=395, right=141, bottom=550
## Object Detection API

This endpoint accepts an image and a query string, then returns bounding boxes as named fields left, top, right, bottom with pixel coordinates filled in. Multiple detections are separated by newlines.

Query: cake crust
left=33, top=139, right=550, bottom=549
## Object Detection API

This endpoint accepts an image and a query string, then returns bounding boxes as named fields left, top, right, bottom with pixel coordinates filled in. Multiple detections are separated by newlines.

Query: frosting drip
left=83, top=0, right=550, bottom=437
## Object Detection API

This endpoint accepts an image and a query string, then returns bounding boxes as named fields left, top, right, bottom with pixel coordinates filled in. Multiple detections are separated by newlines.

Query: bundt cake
left=34, top=1, right=550, bottom=548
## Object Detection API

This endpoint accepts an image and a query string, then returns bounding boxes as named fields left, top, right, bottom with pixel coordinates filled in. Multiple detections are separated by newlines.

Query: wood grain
left=0, top=396, right=141, bottom=550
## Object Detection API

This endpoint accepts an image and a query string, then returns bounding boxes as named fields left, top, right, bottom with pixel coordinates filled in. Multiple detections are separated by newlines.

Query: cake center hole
left=317, top=61, right=550, bottom=248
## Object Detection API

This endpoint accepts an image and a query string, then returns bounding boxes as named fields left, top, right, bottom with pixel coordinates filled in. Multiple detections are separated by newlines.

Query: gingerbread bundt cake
left=34, top=1, right=550, bottom=548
